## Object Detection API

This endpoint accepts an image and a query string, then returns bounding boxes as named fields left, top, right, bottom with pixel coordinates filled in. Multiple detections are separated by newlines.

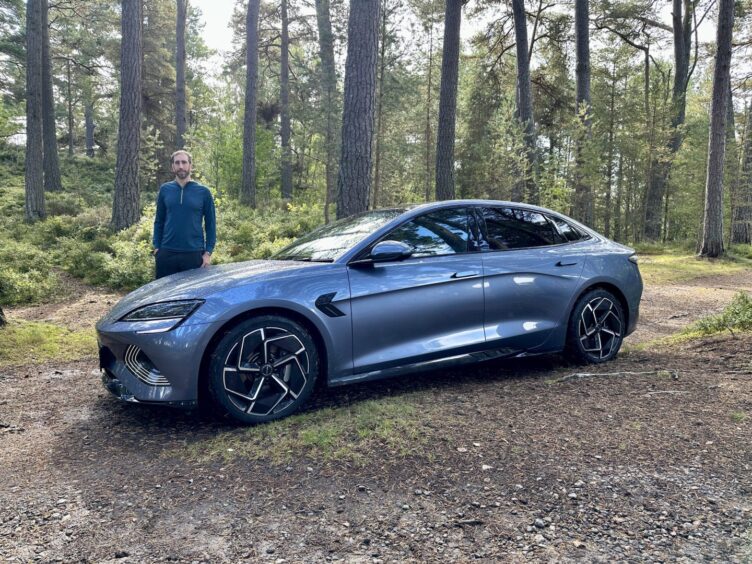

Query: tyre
left=208, top=315, right=319, bottom=424
left=566, top=289, right=625, bottom=364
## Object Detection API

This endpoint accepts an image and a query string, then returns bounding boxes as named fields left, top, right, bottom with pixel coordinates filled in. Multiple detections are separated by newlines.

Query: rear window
left=549, top=216, right=590, bottom=242
left=480, top=207, right=561, bottom=249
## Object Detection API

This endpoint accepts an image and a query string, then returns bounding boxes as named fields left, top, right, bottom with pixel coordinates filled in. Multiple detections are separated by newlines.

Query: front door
left=348, top=207, right=485, bottom=374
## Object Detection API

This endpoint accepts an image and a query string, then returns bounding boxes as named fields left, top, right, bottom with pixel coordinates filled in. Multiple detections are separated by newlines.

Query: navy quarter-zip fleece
left=152, top=180, right=216, bottom=253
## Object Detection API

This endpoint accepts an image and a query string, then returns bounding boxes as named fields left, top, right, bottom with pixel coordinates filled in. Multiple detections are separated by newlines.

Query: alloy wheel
left=221, top=326, right=310, bottom=417
left=577, top=296, right=623, bottom=360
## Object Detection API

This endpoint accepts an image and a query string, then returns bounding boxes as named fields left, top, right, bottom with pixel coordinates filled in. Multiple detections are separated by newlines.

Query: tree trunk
left=315, top=0, right=338, bottom=222
left=572, top=0, right=592, bottom=226
left=336, top=0, right=379, bottom=219
left=614, top=152, right=624, bottom=242
left=280, top=0, right=293, bottom=200
left=604, top=62, right=617, bottom=238
left=175, top=0, right=187, bottom=148
left=25, top=0, right=46, bottom=222
left=241, top=0, right=260, bottom=207
left=511, top=0, right=537, bottom=204
left=111, top=0, right=143, bottom=231
left=41, top=0, right=62, bottom=192
left=67, top=60, right=74, bottom=157
left=724, top=74, right=737, bottom=246
left=699, top=0, right=734, bottom=258
left=644, top=0, right=693, bottom=241
left=731, top=101, right=752, bottom=244
left=85, top=101, right=95, bottom=157
left=372, top=0, right=388, bottom=209
left=434, top=0, right=461, bottom=201
left=0, top=306, right=6, bottom=327
left=424, top=20, right=434, bottom=202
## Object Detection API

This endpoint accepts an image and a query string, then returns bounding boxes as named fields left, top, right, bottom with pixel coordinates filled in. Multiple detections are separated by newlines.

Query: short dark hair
left=170, top=150, right=192, bottom=164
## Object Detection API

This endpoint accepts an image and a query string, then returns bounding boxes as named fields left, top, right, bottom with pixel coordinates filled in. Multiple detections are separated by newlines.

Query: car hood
left=100, top=259, right=320, bottom=323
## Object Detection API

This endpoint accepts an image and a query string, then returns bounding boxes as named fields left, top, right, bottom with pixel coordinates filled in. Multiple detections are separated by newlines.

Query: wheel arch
left=196, top=306, right=330, bottom=408
left=574, top=282, right=630, bottom=328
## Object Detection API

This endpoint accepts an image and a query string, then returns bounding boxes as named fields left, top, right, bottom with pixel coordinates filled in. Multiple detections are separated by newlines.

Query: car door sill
left=329, top=347, right=526, bottom=387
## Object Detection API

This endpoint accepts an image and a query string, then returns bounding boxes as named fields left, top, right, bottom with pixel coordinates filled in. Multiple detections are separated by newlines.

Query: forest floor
left=1, top=267, right=751, bottom=562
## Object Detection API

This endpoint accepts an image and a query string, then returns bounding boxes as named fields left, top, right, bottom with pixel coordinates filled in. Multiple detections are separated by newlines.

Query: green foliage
left=0, top=240, right=59, bottom=305
left=177, top=395, right=427, bottom=465
left=0, top=321, right=97, bottom=365
left=688, top=292, right=752, bottom=336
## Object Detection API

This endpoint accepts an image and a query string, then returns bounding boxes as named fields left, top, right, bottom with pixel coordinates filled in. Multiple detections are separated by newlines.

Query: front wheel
left=208, top=315, right=319, bottom=424
left=566, top=289, right=625, bottom=364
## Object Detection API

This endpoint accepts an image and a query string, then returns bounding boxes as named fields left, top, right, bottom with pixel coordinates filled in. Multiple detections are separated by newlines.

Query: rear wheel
left=208, top=315, right=319, bottom=424
left=566, top=289, right=625, bottom=364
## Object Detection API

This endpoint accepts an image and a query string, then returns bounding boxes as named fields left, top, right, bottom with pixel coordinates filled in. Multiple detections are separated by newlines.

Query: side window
left=481, top=207, right=561, bottom=250
left=384, top=208, right=469, bottom=258
left=549, top=215, right=589, bottom=242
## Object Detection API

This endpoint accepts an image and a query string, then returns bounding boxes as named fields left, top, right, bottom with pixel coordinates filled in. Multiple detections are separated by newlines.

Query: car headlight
left=120, top=299, right=204, bottom=322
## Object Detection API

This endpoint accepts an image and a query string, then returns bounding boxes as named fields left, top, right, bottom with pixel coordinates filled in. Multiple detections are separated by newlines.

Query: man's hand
left=202, top=251, right=212, bottom=268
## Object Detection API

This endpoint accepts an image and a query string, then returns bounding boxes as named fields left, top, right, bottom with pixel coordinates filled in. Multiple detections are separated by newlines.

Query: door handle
left=451, top=271, right=479, bottom=279
left=555, top=261, right=578, bottom=267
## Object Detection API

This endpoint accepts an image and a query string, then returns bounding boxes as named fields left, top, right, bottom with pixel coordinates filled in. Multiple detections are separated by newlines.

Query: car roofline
left=335, top=199, right=602, bottom=264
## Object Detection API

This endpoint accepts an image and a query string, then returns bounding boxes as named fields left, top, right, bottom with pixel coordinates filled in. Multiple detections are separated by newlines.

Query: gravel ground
left=1, top=272, right=751, bottom=563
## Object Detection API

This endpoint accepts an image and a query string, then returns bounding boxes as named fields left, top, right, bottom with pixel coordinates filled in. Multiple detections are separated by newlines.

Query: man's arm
left=203, top=188, right=217, bottom=252
left=152, top=187, right=166, bottom=253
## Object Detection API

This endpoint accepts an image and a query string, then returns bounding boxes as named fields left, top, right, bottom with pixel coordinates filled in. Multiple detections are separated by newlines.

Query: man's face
left=171, top=154, right=192, bottom=180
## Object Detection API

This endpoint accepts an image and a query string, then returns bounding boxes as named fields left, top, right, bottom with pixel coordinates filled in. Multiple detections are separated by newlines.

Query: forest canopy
left=2, top=0, right=752, bottom=296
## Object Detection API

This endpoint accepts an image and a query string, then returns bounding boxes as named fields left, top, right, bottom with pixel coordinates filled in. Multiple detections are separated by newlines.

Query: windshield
left=274, top=209, right=405, bottom=262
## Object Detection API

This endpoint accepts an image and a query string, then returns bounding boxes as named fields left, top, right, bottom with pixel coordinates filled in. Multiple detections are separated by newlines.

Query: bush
left=0, top=240, right=59, bottom=305
left=689, top=292, right=752, bottom=336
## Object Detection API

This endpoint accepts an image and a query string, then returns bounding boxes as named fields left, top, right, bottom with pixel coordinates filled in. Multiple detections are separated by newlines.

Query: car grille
left=124, top=345, right=169, bottom=386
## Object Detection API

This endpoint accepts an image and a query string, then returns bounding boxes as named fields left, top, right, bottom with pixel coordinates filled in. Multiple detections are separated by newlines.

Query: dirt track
left=1, top=272, right=751, bottom=562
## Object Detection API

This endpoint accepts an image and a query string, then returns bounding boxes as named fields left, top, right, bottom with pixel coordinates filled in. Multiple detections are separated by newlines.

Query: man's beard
left=175, top=170, right=189, bottom=179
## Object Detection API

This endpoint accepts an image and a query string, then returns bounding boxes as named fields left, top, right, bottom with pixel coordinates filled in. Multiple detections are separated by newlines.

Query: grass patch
left=638, top=253, right=747, bottom=285
left=731, top=411, right=747, bottom=424
left=178, top=395, right=428, bottom=466
left=0, top=321, right=97, bottom=365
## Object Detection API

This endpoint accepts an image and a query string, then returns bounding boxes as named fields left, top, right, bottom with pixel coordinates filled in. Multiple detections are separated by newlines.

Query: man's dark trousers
left=155, top=249, right=203, bottom=279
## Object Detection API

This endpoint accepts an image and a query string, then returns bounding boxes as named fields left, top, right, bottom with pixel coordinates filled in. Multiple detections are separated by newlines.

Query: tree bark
left=241, top=0, right=260, bottom=207
left=434, top=0, right=461, bottom=201
left=336, top=0, right=379, bottom=218
left=85, top=101, right=95, bottom=157
left=315, top=0, right=338, bottom=222
left=699, top=0, right=734, bottom=258
left=41, top=0, right=62, bottom=192
left=280, top=0, right=293, bottom=200
left=175, top=0, right=187, bottom=149
left=66, top=59, right=74, bottom=157
left=0, top=306, right=6, bottom=327
left=572, top=0, right=592, bottom=226
left=604, top=61, right=617, bottom=238
left=111, top=0, right=143, bottom=231
left=424, top=19, right=434, bottom=202
left=511, top=0, right=537, bottom=204
left=371, top=0, right=388, bottom=209
left=25, top=0, right=46, bottom=222
left=644, top=0, right=693, bottom=241
left=732, top=101, right=752, bottom=244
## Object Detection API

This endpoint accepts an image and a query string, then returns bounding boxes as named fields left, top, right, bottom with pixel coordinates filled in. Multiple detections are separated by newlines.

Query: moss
left=0, top=321, right=97, bottom=365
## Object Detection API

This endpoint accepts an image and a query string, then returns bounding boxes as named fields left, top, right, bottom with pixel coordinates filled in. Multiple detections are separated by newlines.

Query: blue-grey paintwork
left=96, top=200, right=642, bottom=406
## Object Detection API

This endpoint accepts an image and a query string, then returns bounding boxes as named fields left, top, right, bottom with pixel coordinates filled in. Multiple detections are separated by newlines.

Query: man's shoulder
left=158, top=180, right=179, bottom=191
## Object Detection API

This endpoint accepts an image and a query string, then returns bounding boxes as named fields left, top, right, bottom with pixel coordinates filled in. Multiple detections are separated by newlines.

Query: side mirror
left=369, top=240, right=413, bottom=263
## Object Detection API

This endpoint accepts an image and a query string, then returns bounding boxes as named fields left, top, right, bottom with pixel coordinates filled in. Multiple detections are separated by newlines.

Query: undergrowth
left=177, top=396, right=428, bottom=466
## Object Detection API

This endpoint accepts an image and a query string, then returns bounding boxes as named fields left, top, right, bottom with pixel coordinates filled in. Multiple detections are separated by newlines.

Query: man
left=152, top=150, right=216, bottom=279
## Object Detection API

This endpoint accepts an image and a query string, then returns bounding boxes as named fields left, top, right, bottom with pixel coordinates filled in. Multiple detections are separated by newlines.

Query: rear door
left=347, top=207, right=485, bottom=374
left=478, top=207, right=587, bottom=352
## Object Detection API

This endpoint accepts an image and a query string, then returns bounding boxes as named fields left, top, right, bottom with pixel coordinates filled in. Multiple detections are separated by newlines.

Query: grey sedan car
left=97, top=200, right=642, bottom=424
